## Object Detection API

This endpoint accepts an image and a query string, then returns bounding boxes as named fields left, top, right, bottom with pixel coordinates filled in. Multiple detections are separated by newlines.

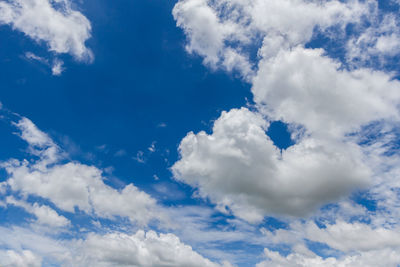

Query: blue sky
left=1, top=0, right=400, bottom=266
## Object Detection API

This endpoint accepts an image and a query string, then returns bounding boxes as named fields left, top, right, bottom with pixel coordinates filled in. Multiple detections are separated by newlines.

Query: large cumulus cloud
left=172, top=108, right=370, bottom=222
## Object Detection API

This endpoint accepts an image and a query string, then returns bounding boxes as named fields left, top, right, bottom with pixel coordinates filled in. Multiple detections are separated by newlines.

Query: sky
left=0, top=0, right=400, bottom=266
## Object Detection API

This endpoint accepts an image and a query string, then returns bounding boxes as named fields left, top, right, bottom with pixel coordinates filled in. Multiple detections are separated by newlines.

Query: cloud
left=253, top=47, right=400, bottom=137
left=256, top=247, right=400, bottom=267
left=0, top=0, right=93, bottom=61
left=153, top=182, right=186, bottom=200
left=0, top=114, right=236, bottom=266
left=14, top=117, right=55, bottom=148
left=257, top=209, right=400, bottom=266
left=304, top=221, right=400, bottom=252
left=164, top=205, right=277, bottom=263
left=173, top=0, right=368, bottom=78
left=71, top=230, right=232, bottom=267
left=114, top=149, right=127, bottom=157
left=174, top=0, right=400, bottom=74
left=6, top=196, right=71, bottom=228
left=0, top=226, right=70, bottom=264
left=346, top=6, right=400, bottom=68
left=172, top=108, right=370, bottom=222
left=0, top=249, right=42, bottom=267
left=173, top=0, right=237, bottom=68
left=3, top=117, right=162, bottom=226
left=0, top=224, right=231, bottom=267
left=133, top=150, right=146, bottom=163
left=263, top=219, right=400, bottom=252
left=173, top=0, right=400, bottom=137
left=148, top=141, right=156, bottom=153
left=51, top=59, right=64, bottom=75
left=25, top=51, right=47, bottom=63
left=25, top=52, right=64, bottom=75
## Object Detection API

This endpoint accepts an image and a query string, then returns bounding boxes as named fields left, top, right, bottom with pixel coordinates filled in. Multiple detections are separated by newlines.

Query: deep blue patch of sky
left=266, top=121, right=295, bottom=150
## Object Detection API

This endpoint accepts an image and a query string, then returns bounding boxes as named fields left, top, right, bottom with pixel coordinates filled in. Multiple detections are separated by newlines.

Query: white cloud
left=173, top=0, right=400, bottom=80
left=25, top=51, right=65, bottom=75
left=0, top=224, right=232, bottom=267
left=257, top=247, right=400, bottom=267
left=346, top=8, right=400, bottom=67
left=173, top=0, right=368, bottom=78
left=253, top=47, right=400, bottom=137
left=32, top=203, right=70, bottom=227
left=304, top=220, right=400, bottom=252
left=0, top=116, right=235, bottom=265
left=25, top=51, right=47, bottom=63
left=6, top=196, right=71, bottom=228
left=14, top=117, right=54, bottom=148
left=263, top=219, right=400, bottom=252
left=0, top=181, right=7, bottom=195
left=164, top=205, right=278, bottom=264
left=0, top=0, right=93, bottom=61
left=71, top=230, right=232, bottom=267
left=148, top=141, right=156, bottom=153
left=51, top=59, right=64, bottom=75
left=172, top=108, right=369, bottom=222
left=243, top=0, right=364, bottom=47
left=173, top=0, right=237, bottom=67
left=3, top=117, right=162, bottom=226
left=0, top=226, right=70, bottom=263
left=258, top=217, right=400, bottom=266
left=0, top=249, right=42, bottom=267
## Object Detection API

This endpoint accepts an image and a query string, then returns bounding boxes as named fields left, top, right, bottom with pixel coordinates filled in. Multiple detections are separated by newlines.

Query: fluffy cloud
left=263, top=219, right=400, bottom=252
left=174, top=0, right=400, bottom=74
left=305, top=221, right=400, bottom=252
left=253, top=47, right=400, bottom=137
left=241, top=0, right=364, bottom=49
left=3, top=117, right=161, bottom=226
left=71, top=230, right=231, bottom=267
left=0, top=225, right=230, bottom=266
left=172, top=108, right=370, bottom=222
left=173, top=0, right=368, bottom=77
left=0, top=0, right=93, bottom=61
left=257, top=247, right=400, bottom=267
left=173, top=0, right=235, bottom=66
left=257, top=216, right=400, bottom=266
